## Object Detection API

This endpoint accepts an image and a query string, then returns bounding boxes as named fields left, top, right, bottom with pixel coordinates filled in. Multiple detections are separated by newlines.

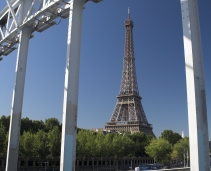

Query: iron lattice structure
left=105, top=13, right=154, bottom=136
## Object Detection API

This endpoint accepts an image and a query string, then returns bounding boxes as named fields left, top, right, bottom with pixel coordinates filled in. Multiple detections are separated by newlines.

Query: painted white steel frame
left=0, top=0, right=100, bottom=171
left=6, top=26, right=31, bottom=171
left=0, top=0, right=72, bottom=57
left=5, top=1, right=33, bottom=171
left=60, top=0, right=85, bottom=170
left=180, top=0, right=210, bottom=170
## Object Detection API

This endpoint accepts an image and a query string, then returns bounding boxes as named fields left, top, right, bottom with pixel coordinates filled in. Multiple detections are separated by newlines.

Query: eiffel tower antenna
left=105, top=10, right=154, bottom=136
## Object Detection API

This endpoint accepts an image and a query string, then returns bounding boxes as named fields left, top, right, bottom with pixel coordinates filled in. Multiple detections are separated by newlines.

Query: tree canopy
left=0, top=115, right=187, bottom=161
left=145, top=138, right=172, bottom=164
left=145, top=130, right=190, bottom=165
left=0, top=115, right=153, bottom=158
left=160, top=130, right=182, bottom=145
left=171, top=137, right=189, bottom=160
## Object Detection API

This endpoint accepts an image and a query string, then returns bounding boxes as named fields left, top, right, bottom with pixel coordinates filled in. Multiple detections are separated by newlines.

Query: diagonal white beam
left=9, top=20, right=15, bottom=32
left=0, top=28, right=4, bottom=39
left=43, top=0, right=46, bottom=9
left=6, top=10, right=11, bottom=35
left=6, top=0, right=18, bottom=28
left=23, top=0, right=36, bottom=23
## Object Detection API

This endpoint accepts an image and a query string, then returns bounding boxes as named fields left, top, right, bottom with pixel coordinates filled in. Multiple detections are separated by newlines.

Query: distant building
left=91, top=128, right=115, bottom=134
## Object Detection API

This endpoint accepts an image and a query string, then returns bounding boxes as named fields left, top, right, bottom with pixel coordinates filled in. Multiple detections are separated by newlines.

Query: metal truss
left=110, top=97, right=148, bottom=124
left=119, top=23, right=139, bottom=96
left=0, top=0, right=101, bottom=59
left=109, top=14, right=150, bottom=127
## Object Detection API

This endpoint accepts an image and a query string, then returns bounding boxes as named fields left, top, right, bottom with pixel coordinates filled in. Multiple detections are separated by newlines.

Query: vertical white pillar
left=6, top=0, right=32, bottom=170
left=180, top=0, right=210, bottom=171
left=6, top=27, right=31, bottom=171
left=60, top=0, right=84, bottom=171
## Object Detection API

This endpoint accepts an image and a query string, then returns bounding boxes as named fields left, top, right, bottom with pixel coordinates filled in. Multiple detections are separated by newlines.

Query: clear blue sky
left=0, top=0, right=210, bottom=138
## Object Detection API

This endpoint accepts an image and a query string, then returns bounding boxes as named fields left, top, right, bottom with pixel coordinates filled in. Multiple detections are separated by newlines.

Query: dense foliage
left=145, top=130, right=189, bottom=164
left=0, top=115, right=61, bottom=158
left=145, top=138, right=172, bottom=164
left=0, top=115, right=190, bottom=163
left=160, top=130, right=182, bottom=145
left=171, top=137, right=189, bottom=160
left=76, top=130, right=153, bottom=157
left=0, top=115, right=153, bottom=158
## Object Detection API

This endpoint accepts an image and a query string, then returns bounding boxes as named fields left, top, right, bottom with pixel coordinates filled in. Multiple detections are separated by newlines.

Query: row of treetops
left=0, top=115, right=189, bottom=164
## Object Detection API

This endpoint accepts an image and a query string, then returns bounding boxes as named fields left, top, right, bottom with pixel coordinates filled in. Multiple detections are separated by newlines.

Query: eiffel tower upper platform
left=105, top=10, right=154, bottom=136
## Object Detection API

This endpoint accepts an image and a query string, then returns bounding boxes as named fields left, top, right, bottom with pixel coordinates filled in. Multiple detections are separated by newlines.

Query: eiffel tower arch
left=105, top=10, right=154, bottom=136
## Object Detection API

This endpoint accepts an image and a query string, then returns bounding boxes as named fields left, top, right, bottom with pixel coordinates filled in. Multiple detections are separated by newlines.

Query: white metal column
left=6, top=0, right=33, bottom=170
left=6, top=27, right=31, bottom=171
left=60, top=0, right=84, bottom=171
left=180, top=0, right=210, bottom=171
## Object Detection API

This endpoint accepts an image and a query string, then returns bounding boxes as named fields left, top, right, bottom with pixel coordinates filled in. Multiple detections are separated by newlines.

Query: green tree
left=76, top=130, right=84, bottom=157
left=45, top=118, right=61, bottom=132
left=85, top=131, right=97, bottom=157
left=94, top=132, right=105, bottom=157
left=101, top=133, right=114, bottom=157
left=31, top=120, right=45, bottom=133
left=0, top=126, right=6, bottom=155
left=3, top=132, right=9, bottom=155
left=21, top=117, right=33, bottom=135
left=0, top=115, right=10, bottom=131
left=19, top=131, right=35, bottom=167
left=146, top=134, right=154, bottom=144
left=112, top=134, right=135, bottom=157
left=34, top=130, right=49, bottom=159
left=172, top=137, right=189, bottom=160
left=77, top=130, right=135, bottom=157
left=145, top=138, right=172, bottom=164
left=76, top=130, right=92, bottom=157
left=128, top=132, right=149, bottom=157
left=160, top=130, right=182, bottom=145
left=48, top=126, right=61, bottom=158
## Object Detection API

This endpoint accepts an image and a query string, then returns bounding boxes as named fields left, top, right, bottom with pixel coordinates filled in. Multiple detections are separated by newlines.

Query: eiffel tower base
left=105, top=121, right=155, bottom=136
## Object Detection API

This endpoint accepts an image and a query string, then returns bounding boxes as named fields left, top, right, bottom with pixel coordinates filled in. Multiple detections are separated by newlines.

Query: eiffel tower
left=105, top=10, right=154, bottom=136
